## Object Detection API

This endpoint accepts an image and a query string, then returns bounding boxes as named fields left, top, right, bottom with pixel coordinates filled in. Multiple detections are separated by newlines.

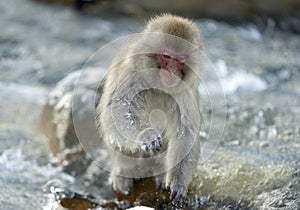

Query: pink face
left=157, top=49, right=189, bottom=87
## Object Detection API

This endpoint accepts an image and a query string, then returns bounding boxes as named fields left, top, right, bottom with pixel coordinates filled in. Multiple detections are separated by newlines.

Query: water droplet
left=258, top=110, right=264, bottom=117
left=109, top=134, right=115, bottom=145
left=116, top=141, right=122, bottom=151
left=227, top=140, right=240, bottom=146
left=267, top=126, right=277, bottom=139
left=122, top=97, right=131, bottom=105
left=141, top=144, right=147, bottom=151
left=124, top=111, right=132, bottom=119
left=178, top=130, right=185, bottom=138
left=199, top=131, right=208, bottom=139
left=130, top=147, right=136, bottom=153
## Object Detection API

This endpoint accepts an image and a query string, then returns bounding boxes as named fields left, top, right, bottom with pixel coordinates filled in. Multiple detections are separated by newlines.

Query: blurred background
left=0, top=0, right=299, bottom=209
left=41, top=0, right=300, bottom=31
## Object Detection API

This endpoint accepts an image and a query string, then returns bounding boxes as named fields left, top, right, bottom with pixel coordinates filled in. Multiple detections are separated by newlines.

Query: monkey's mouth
left=159, top=68, right=182, bottom=87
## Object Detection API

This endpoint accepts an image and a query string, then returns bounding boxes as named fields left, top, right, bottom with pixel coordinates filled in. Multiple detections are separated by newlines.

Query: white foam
left=220, top=71, right=267, bottom=95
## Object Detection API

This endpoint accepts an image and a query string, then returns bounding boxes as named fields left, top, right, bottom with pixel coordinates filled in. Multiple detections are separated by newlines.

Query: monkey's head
left=142, top=14, right=203, bottom=88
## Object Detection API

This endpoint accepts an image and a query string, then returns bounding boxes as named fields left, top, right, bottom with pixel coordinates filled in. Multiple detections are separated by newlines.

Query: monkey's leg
left=166, top=130, right=200, bottom=207
left=112, top=175, right=133, bottom=195
left=154, top=172, right=166, bottom=189
left=111, top=155, right=134, bottom=195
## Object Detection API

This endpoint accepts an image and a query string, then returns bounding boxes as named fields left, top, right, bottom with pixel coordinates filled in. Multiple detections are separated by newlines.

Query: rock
left=40, top=67, right=106, bottom=175
left=47, top=177, right=204, bottom=209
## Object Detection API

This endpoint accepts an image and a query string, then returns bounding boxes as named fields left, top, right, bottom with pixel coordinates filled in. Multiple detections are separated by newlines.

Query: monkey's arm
left=99, top=74, right=162, bottom=155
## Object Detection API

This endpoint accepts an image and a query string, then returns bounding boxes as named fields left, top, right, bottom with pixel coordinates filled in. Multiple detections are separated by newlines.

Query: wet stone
left=40, top=68, right=105, bottom=175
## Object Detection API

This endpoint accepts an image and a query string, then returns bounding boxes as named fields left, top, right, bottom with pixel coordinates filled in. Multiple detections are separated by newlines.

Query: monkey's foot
left=155, top=174, right=166, bottom=190
left=138, top=128, right=162, bottom=152
left=169, top=183, right=187, bottom=208
left=112, top=176, right=133, bottom=195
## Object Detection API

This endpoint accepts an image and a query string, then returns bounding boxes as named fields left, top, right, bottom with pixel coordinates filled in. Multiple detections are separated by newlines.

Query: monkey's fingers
left=138, top=128, right=163, bottom=153
left=150, top=134, right=162, bottom=152
left=170, top=185, right=187, bottom=208
left=141, top=137, right=162, bottom=152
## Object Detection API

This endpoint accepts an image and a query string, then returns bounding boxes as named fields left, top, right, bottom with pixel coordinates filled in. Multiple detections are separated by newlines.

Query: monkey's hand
left=169, top=179, right=187, bottom=208
left=137, top=127, right=162, bottom=152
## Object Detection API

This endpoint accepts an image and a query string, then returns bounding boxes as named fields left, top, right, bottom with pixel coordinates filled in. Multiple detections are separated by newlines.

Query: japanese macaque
left=96, top=14, right=203, bottom=207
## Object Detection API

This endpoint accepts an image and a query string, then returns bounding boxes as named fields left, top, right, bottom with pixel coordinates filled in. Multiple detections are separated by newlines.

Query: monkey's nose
left=170, top=68, right=178, bottom=75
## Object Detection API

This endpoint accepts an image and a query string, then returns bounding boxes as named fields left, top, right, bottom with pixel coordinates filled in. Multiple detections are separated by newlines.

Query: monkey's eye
left=163, top=54, right=171, bottom=59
